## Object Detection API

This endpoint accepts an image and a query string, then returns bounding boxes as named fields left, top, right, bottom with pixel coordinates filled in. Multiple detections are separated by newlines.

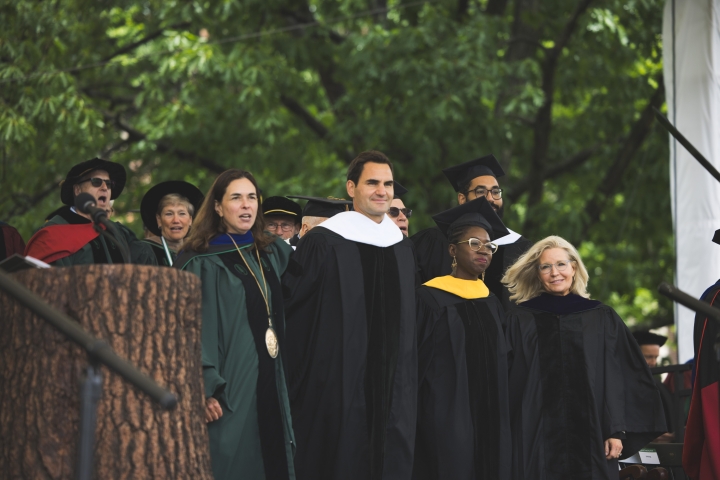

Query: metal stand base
left=77, top=363, right=103, bottom=480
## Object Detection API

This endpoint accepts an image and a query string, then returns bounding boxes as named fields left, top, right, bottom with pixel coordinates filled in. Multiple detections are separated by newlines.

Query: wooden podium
left=0, top=265, right=213, bottom=479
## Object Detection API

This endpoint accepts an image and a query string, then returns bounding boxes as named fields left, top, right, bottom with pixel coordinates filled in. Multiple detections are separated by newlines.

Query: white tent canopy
left=662, top=0, right=720, bottom=362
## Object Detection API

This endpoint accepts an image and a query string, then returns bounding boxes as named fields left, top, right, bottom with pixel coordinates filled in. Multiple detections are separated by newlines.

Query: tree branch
left=581, top=78, right=666, bottom=238
left=279, top=94, right=329, bottom=139
left=6, top=182, right=58, bottom=219
left=101, top=22, right=191, bottom=63
left=522, top=0, right=595, bottom=232
left=109, top=115, right=227, bottom=174
left=508, top=145, right=600, bottom=200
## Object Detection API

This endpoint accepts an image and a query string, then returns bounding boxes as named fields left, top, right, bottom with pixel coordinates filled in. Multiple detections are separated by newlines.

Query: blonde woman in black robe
left=502, top=236, right=666, bottom=480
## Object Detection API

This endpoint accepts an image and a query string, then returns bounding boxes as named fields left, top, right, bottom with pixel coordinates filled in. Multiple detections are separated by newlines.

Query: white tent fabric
left=663, top=0, right=720, bottom=362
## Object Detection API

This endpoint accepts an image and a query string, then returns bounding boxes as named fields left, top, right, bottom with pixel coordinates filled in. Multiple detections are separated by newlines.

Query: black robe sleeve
left=603, top=308, right=668, bottom=457
left=410, top=227, right=452, bottom=284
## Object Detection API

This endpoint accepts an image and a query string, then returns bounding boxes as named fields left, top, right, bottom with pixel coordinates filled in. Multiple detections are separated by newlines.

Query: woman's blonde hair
left=502, top=235, right=590, bottom=303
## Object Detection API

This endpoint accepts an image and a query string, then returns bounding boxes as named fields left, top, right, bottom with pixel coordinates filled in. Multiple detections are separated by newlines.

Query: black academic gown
left=142, top=239, right=175, bottom=266
left=410, top=226, right=531, bottom=309
left=414, top=280, right=511, bottom=480
left=282, top=226, right=417, bottom=480
left=505, top=294, right=667, bottom=480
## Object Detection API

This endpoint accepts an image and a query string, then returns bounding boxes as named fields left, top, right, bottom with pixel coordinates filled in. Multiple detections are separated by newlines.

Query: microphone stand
left=0, top=269, right=177, bottom=480
left=93, top=221, right=130, bottom=264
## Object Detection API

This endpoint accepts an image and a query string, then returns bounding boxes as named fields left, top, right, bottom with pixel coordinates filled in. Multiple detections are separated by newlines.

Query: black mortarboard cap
left=287, top=196, right=353, bottom=218
left=631, top=330, right=667, bottom=347
left=60, top=158, right=127, bottom=205
left=442, top=154, right=505, bottom=193
left=393, top=181, right=408, bottom=198
left=432, top=197, right=509, bottom=240
left=140, top=181, right=205, bottom=236
left=262, top=196, right=303, bottom=220
left=713, top=229, right=720, bottom=245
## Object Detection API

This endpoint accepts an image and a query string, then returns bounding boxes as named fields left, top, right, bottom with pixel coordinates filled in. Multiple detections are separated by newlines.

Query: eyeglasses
left=467, top=186, right=502, bottom=200
left=77, top=177, right=115, bottom=189
left=455, top=238, right=498, bottom=253
left=388, top=207, right=412, bottom=218
left=538, top=261, right=573, bottom=275
left=266, top=222, right=295, bottom=232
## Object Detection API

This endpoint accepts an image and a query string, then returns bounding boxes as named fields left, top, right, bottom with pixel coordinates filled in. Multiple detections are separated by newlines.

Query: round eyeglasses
left=455, top=238, right=498, bottom=253
left=468, top=186, right=502, bottom=200
left=266, top=222, right=295, bottom=232
left=538, top=261, right=572, bottom=275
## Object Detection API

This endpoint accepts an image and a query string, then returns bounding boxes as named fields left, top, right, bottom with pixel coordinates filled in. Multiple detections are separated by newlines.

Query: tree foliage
left=0, top=0, right=672, bottom=327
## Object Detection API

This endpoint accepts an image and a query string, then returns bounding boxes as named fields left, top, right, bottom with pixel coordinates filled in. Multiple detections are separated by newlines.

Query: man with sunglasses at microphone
left=25, top=158, right=156, bottom=266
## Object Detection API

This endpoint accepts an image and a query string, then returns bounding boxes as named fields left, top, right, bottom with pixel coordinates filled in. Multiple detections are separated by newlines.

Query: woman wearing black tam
left=140, top=180, right=204, bottom=266
left=413, top=197, right=512, bottom=480
left=502, top=236, right=667, bottom=480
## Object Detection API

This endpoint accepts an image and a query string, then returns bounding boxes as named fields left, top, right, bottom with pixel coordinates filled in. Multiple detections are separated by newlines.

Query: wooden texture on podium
left=0, top=265, right=213, bottom=479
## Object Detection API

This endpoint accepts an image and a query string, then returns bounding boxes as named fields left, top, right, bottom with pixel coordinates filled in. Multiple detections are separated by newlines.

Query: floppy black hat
left=442, top=154, right=505, bottom=193
left=60, top=158, right=127, bottom=206
left=432, top=197, right=509, bottom=241
left=141, top=181, right=205, bottom=236
left=287, top=196, right=353, bottom=218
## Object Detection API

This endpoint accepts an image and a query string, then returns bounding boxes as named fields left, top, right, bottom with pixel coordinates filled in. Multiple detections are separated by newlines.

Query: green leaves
left=1, top=0, right=674, bottom=328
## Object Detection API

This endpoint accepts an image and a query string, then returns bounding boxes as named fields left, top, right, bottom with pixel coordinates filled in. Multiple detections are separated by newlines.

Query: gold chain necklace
left=227, top=234, right=279, bottom=359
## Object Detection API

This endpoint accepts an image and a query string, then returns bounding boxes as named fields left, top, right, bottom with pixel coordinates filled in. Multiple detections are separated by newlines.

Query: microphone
left=74, top=193, right=109, bottom=224
left=74, top=192, right=131, bottom=263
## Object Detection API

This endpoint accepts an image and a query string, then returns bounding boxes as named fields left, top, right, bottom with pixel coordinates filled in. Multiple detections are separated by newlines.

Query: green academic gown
left=177, top=235, right=296, bottom=480
left=42, top=208, right=156, bottom=266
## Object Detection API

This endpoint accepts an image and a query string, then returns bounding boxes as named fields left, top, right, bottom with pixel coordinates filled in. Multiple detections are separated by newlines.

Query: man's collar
left=319, top=211, right=404, bottom=247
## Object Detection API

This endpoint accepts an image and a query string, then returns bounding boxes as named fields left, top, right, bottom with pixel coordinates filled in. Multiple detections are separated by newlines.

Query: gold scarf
left=423, top=275, right=490, bottom=299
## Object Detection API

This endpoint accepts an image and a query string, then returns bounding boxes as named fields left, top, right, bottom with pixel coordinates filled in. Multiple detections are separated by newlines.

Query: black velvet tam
left=432, top=197, right=509, bottom=240
left=287, top=195, right=352, bottom=218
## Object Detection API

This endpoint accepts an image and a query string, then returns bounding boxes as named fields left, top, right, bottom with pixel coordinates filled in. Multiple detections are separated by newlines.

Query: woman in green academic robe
left=175, top=169, right=295, bottom=480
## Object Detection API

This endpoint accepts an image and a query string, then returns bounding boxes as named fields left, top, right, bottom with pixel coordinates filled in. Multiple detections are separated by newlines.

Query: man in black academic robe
left=411, top=155, right=531, bottom=308
left=632, top=330, right=676, bottom=442
left=24, top=158, right=155, bottom=266
left=283, top=151, right=417, bottom=480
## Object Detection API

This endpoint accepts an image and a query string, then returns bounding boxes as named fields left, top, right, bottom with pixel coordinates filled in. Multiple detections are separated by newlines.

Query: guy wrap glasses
left=78, top=177, right=115, bottom=189
left=388, top=207, right=412, bottom=218
left=455, top=238, right=498, bottom=253
left=468, top=186, right=502, bottom=200
left=538, top=261, right=572, bottom=274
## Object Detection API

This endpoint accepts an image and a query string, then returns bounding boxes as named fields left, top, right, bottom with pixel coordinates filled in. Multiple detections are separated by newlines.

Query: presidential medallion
left=266, top=327, right=279, bottom=358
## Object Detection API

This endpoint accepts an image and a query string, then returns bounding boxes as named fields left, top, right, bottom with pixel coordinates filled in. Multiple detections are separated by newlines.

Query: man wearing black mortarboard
left=388, top=181, right=411, bottom=236
left=262, top=196, right=302, bottom=245
left=410, top=154, right=531, bottom=309
left=632, top=330, right=676, bottom=443
left=287, top=195, right=353, bottom=239
left=24, top=158, right=156, bottom=266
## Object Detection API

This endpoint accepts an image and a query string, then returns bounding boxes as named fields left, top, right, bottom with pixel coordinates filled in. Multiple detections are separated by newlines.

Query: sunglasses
left=388, top=207, right=412, bottom=218
left=78, top=177, right=115, bottom=189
